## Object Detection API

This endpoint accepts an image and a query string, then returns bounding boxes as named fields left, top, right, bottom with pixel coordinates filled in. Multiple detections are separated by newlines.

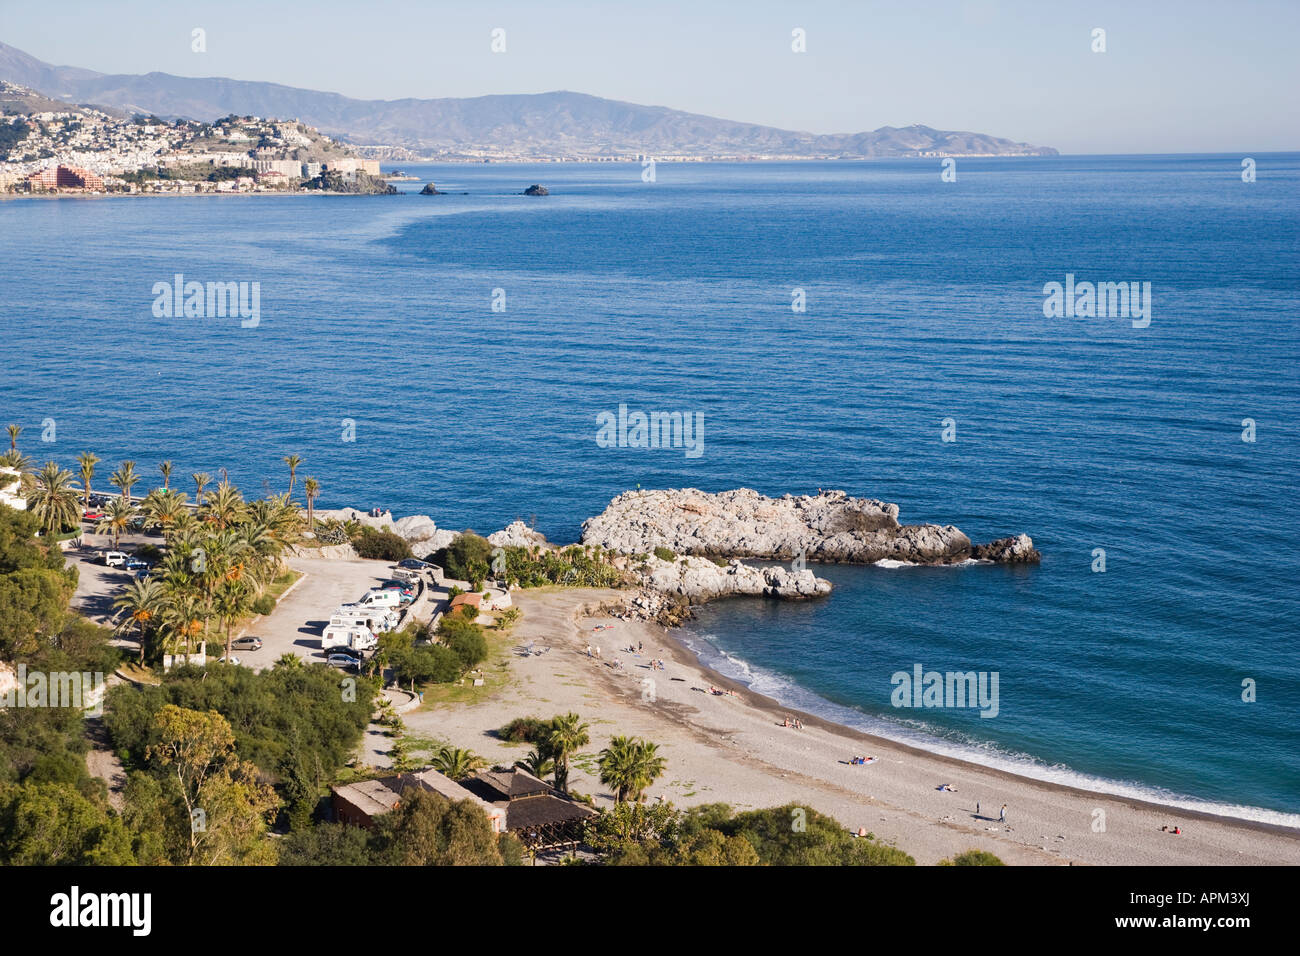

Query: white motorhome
left=321, top=623, right=377, bottom=652
left=332, top=604, right=398, bottom=633
left=358, top=588, right=403, bottom=610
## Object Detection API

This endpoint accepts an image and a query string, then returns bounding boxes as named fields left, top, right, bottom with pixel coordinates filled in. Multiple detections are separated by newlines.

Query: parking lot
left=240, top=554, right=413, bottom=671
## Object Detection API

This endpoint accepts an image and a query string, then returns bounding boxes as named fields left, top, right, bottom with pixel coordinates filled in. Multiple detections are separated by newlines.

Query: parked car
left=379, top=580, right=415, bottom=596
left=126, top=558, right=150, bottom=572
left=326, top=653, right=359, bottom=671
left=397, top=558, right=431, bottom=570
left=83, top=510, right=105, bottom=521
left=389, top=567, right=422, bottom=585
left=327, top=644, right=364, bottom=659
left=216, top=656, right=241, bottom=666
left=231, top=636, right=263, bottom=652
left=101, top=551, right=128, bottom=568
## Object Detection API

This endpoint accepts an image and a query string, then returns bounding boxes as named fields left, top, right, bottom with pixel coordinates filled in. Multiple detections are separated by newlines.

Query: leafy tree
left=431, top=532, right=494, bottom=583
left=0, top=781, right=135, bottom=865
left=718, top=803, right=915, bottom=866
left=279, top=821, right=373, bottom=865
left=438, top=615, right=488, bottom=670
left=374, top=789, right=503, bottom=866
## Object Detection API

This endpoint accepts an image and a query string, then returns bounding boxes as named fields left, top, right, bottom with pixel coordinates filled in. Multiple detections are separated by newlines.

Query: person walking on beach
left=999, top=804, right=1007, bottom=824
left=976, top=801, right=980, bottom=817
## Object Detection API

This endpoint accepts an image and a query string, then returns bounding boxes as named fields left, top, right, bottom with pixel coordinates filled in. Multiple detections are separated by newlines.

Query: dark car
left=397, top=559, right=431, bottom=570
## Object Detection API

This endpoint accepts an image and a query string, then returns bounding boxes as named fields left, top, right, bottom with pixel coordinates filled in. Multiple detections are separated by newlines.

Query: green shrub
left=351, top=526, right=413, bottom=561
left=653, top=546, right=676, bottom=562
left=251, top=594, right=276, bottom=616
left=497, top=717, right=550, bottom=744
left=941, top=849, right=1005, bottom=866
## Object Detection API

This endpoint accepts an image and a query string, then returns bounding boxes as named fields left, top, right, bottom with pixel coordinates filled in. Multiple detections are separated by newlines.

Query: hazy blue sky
left=3, top=0, right=1296, bottom=153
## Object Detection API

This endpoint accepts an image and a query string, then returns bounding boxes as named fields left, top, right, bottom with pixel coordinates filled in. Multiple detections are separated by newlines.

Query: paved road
left=242, top=555, right=401, bottom=671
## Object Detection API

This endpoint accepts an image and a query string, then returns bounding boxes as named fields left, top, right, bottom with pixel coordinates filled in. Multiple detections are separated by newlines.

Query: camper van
left=332, top=604, right=398, bottom=634
left=321, top=623, right=377, bottom=652
left=390, top=567, right=423, bottom=586
left=358, top=588, right=403, bottom=610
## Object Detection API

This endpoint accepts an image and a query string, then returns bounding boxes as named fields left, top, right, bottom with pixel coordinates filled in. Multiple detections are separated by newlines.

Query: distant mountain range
left=0, top=40, right=1057, bottom=161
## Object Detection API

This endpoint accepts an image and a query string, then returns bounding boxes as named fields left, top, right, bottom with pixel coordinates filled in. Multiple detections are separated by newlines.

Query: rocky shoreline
left=581, top=487, right=1040, bottom=565
left=314, top=487, right=1037, bottom=620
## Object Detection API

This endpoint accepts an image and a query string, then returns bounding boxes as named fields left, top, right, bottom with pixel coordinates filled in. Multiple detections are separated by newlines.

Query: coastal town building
left=25, top=164, right=105, bottom=190
left=331, top=766, right=595, bottom=850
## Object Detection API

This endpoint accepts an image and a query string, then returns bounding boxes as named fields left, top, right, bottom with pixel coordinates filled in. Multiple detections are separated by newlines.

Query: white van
left=390, top=567, right=423, bottom=586
left=358, top=588, right=402, bottom=610
left=321, top=624, right=377, bottom=651
left=332, top=604, right=398, bottom=633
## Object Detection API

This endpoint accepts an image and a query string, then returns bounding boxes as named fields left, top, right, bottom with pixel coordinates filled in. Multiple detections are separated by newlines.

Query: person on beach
left=976, top=801, right=980, bottom=817
left=1000, top=804, right=1008, bottom=823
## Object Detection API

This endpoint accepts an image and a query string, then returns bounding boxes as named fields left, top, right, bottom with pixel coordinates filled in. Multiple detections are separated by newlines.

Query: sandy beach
left=402, top=587, right=1300, bottom=866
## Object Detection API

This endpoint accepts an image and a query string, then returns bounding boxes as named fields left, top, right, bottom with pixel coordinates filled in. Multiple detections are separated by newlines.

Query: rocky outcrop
left=581, top=488, right=1037, bottom=565
left=418, top=182, right=444, bottom=195
left=522, top=184, right=549, bottom=196
left=487, top=520, right=550, bottom=550
left=970, top=534, right=1041, bottom=563
left=621, top=553, right=832, bottom=602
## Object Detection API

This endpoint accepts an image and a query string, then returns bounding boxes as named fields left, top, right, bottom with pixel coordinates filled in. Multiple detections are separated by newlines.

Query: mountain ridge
left=0, top=40, right=1057, bottom=160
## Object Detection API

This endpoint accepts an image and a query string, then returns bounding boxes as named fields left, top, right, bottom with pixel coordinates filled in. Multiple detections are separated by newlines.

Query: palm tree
left=192, top=472, right=212, bottom=507
left=283, top=454, right=304, bottom=495
left=5, top=424, right=20, bottom=453
left=213, top=578, right=251, bottom=663
left=140, top=487, right=189, bottom=532
left=598, top=736, right=667, bottom=803
left=95, top=497, right=136, bottom=549
left=159, top=460, right=173, bottom=490
left=202, top=482, right=246, bottom=530
left=431, top=746, right=486, bottom=780
left=303, top=477, right=320, bottom=530
left=548, top=712, right=590, bottom=793
left=109, top=461, right=139, bottom=504
left=76, top=451, right=99, bottom=509
left=26, top=462, right=81, bottom=537
left=113, top=578, right=165, bottom=662
left=515, top=748, right=555, bottom=781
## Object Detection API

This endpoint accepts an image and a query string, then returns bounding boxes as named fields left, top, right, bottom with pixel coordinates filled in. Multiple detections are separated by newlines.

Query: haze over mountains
left=0, top=40, right=1056, bottom=160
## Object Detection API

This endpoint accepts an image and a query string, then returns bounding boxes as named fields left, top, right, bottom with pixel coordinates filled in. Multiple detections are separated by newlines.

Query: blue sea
left=3, top=156, right=1297, bottom=823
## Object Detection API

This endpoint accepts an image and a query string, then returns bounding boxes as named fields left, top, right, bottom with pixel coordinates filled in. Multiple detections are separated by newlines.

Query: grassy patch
left=416, top=623, right=516, bottom=709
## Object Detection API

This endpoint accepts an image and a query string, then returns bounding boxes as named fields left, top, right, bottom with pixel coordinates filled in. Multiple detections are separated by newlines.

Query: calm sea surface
left=3, top=156, right=1297, bottom=821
